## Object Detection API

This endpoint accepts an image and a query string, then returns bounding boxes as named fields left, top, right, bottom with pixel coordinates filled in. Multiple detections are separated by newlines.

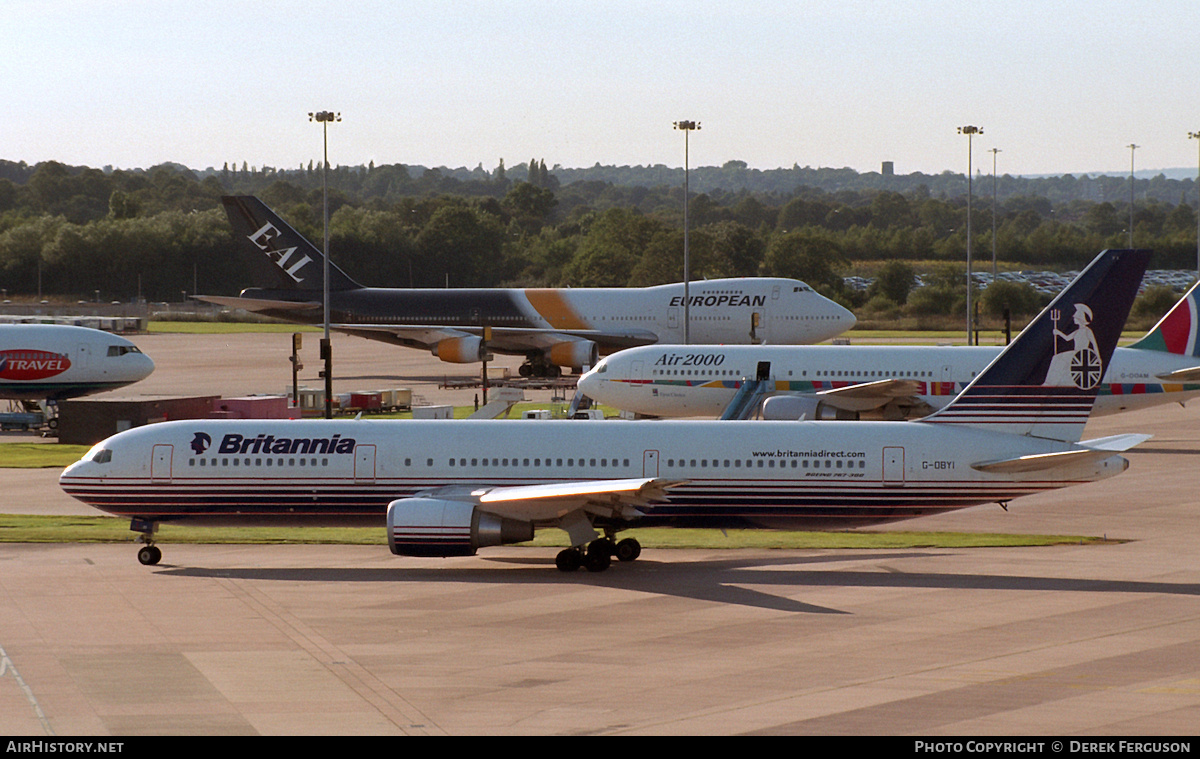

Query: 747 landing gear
left=554, top=536, right=642, bottom=572
left=518, top=357, right=563, bottom=379
left=131, top=518, right=161, bottom=565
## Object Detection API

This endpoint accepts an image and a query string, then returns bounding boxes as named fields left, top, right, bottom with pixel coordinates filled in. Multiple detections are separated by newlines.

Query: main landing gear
left=131, top=518, right=161, bottom=565
left=518, top=356, right=562, bottom=379
left=555, top=536, right=641, bottom=572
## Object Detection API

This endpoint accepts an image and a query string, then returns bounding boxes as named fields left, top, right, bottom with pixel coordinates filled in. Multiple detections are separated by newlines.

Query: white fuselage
left=0, top=324, right=155, bottom=401
left=577, top=343, right=1200, bottom=419
left=515, top=278, right=857, bottom=346
left=60, top=417, right=1126, bottom=532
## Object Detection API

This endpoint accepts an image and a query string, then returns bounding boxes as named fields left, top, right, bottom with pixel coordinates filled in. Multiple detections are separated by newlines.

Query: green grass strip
left=0, top=444, right=92, bottom=468
left=0, top=515, right=1115, bottom=549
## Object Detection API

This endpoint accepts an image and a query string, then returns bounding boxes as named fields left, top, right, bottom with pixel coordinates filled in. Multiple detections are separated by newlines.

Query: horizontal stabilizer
left=1155, top=366, right=1200, bottom=383
left=1076, top=433, right=1154, bottom=451
left=971, top=433, right=1150, bottom=474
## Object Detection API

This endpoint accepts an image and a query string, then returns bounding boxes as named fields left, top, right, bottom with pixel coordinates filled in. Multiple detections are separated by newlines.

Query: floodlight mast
left=959, top=125, right=982, bottom=345
left=1190, top=132, right=1200, bottom=278
left=674, top=120, right=700, bottom=344
left=308, top=110, right=341, bottom=419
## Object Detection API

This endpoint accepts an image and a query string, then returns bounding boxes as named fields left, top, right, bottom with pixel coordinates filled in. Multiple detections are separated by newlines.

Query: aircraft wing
left=971, top=433, right=1151, bottom=474
left=194, top=295, right=321, bottom=313
left=337, top=323, right=660, bottom=353
left=815, top=378, right=923, bottom=412
left=424, top=477, right=684, bottom=523
left=1155, top=366, right=1200, bottom=383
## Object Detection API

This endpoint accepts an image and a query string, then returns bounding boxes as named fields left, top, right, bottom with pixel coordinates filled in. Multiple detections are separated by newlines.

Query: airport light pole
left=990, top=148, right=1001, bottom=283
left=674, top=120, right=699, bottom=344
left=310, top=110, right=341, bottom=419
left=1127, top=143, right=1139, bottom=249
left=959, top=125, right=982, bottom=345
left=1190, top=132, right=1200, bottom=278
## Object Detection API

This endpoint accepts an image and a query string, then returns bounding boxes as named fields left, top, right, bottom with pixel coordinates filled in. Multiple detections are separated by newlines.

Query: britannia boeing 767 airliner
left=61, top=250, right=1150, bottom=572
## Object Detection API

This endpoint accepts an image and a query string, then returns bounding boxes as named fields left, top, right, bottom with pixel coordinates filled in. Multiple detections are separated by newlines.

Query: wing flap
left=816, top=378, right=922, bottom=412
left=426, top=477, right=684, bottom=522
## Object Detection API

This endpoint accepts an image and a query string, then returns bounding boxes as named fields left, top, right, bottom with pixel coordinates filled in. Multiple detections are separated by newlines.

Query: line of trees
left=0, top=159, right=1196, bottom=321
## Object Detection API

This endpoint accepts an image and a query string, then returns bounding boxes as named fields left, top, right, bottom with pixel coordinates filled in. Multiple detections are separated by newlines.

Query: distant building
left=882, top=161, right=894, bottom=176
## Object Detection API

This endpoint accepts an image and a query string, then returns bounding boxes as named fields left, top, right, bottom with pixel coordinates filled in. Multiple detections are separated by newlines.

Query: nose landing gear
left=131, top=518, right=161, bottom=565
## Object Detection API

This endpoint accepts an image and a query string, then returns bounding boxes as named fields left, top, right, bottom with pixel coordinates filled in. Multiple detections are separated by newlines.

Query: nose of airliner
left=820, top=300, right=856, bottom=341
left=576, top=366, right=600, bottom=397
left=131, top=353, right=156, bottom=382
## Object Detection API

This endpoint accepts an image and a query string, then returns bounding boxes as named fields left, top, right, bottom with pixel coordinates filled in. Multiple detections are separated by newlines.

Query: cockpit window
left=106, top=345, right=143, bottom=357
left=85, top=444, right=112, bottom=464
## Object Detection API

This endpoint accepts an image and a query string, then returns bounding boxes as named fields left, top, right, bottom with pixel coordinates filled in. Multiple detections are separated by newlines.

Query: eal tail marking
left=221, top=196, right=362, bottom=292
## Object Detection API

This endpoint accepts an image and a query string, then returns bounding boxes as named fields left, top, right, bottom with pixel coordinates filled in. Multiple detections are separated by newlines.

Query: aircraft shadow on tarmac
left=156, top=550, right=1200, bottom=615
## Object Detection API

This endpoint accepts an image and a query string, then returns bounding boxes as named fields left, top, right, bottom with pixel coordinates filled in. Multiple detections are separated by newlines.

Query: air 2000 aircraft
left=198, top=196, right=856, bottom=377
left=577, top=278, right=1200, bottom=420
left=61, top=250, right=1149, bottom=572
left=0, top=324, right=154, bottom=401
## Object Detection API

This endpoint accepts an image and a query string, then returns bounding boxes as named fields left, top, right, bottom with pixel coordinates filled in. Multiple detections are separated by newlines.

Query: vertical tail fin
left=1127, top=278, right=1200, bottom=357
left=924, top=249, right=1151, bottom=441
left=221, top=196, right=361, bottom=292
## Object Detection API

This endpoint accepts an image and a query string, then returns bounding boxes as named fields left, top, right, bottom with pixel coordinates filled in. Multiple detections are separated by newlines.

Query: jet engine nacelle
left=762, top=395, right=830, bottom=421
left=432, top=335, right=490, bottom=363
left=548, top=339, right=598, bottom=370
left=387, top=497, right=534, bottom=557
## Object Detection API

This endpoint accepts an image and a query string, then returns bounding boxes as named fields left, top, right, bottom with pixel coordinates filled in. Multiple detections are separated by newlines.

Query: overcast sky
left=6, top=0, right=1199, bottom=178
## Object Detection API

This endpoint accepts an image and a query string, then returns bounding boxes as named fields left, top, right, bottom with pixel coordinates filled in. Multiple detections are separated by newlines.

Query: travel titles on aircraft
left=190, top=431, right=357, bottom=456
left=247, top=222, right=313, bottom=283
left=0, top=350, right=71, bottom=380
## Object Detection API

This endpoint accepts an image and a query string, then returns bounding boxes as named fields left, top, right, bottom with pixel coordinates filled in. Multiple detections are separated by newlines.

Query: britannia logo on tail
left=1047, top=303, right=1103, bottom=389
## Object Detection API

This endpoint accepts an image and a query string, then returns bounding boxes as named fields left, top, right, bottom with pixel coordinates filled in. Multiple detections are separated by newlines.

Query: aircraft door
left=756, top=361, right=772, bottom=382
left=882, top=447, right=904, bottom=486
left=74, top=343, right=90, bottom=372
left=151, top=444, right=173, bottom=483
left=668, top=307, right=679, bottom=330
left=355, top=444, right=377, bottom=483
left=643, top=450, right=659, bottom=477
left=631, top=361, right=644, bottom=380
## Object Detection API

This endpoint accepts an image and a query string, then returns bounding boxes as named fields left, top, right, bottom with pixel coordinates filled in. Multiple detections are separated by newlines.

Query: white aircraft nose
left=576, top=369, right=598, bottom=396
left=134, top=354, right=156, bottom=381
left=811, top=300, right=856, bottom=342
left=836, top=302, right=857, bottom=331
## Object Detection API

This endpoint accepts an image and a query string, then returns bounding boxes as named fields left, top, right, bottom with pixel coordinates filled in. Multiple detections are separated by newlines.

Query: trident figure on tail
left=1048, top=303, right=1102, bottom=389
